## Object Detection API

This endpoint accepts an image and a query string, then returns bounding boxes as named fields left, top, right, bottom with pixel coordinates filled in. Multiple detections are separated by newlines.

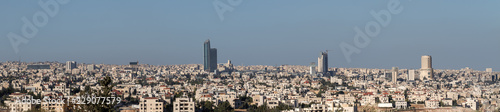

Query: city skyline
left=2, top=1, right=500, bottom=112
left=1, top=1, right=500, bottom=112
left=1, top=1, right=499, bottom=70
left=0, top=52, right=497, bottom=72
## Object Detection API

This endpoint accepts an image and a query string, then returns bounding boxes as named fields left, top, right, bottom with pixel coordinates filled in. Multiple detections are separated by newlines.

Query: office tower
left=408, top=69, right=416, bottom=81
left=317, top=51, right=328, bottom=74
left=204, top=40, right=210, bottom=71
left=130, top=61, right=139, bottom=78
left=226, top=60, right=234, bottom=71
left=420, top=55, right=433, bottom=80
left=210, top=48, right=217, bottom=71
left=130, top=61, right=138, bottom=70
left=486, top=68, right=493, bottom=73
left=486, top=68, right=494, bottom=81
left=204, top=39, right=217, bottom=72
left=66, top=61, right=76, bottom=71
left=87, top=64, right=96, bottom=71
left=392, top=67, right=398, bottom=83
left=310, top=62, right=316, bottom=75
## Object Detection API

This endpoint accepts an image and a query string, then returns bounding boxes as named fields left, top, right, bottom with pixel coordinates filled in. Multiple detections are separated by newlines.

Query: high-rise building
left=392, top=67, right=398, bottom=83
left=129, top=61, right=139, bottom=78
left=66, top=61, right=76, bottom=71
left=486, top=68, right=493, bottom=73
left=408, top=69, right=416, bottom=81
left=317, top=51, right=328, bottom=74
left=87, top=64, right=96, bottom=71
left=310, top=62, right=316, bottom=75
left=204, top=40, right=210, bottom=71
left=420, top=55, right=433, bottom=80
left=210, top=48, right=217, bottom=71
left=204, top=39, right=217, bottom=72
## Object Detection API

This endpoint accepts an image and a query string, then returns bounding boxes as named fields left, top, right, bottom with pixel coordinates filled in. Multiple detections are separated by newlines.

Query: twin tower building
left=203, top=39, right=217, bottom=72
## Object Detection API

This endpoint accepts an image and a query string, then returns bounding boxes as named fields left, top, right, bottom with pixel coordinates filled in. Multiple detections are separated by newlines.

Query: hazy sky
left=1, top=0, right=499, bottom=71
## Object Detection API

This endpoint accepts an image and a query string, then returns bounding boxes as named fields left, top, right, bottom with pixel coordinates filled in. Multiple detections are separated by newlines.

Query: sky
left=0, top=0, right=499, bottom=71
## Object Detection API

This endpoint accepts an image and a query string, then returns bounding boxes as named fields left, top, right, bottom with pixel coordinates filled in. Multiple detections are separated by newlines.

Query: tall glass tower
left=204, top=39, right=217, bottom=72
left=318, top=51, right=328, bottom=74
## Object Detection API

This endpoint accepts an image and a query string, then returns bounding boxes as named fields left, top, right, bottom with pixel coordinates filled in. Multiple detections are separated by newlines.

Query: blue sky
left=1, top=0, right=499, bottom=71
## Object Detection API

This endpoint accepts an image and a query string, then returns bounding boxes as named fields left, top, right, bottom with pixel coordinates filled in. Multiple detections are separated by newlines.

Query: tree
left=238, top=95, right=253, bottom=109
left=335, top=107, right=345, bottom=112
left=164, top=103, right=174, bottom=112
left=70, top=87, right=81, bottom=95
left=388, top=95, right=395, bottom=107
left=316, top=90, right=324, bottom=97
left=256, top=104, right=269, bottom=112
left=214, top=101, right=233, bottom=112
left=300, top=103, right=311, bottom=108
left=72, top=76, right=118, bottom=112
left=198, top=101, right=214, bottom=112
left=274, top=103, right=293, bottom=111
left=335, top=91, right=345, bottom=95
left=452, top=100, right=458, bottom=106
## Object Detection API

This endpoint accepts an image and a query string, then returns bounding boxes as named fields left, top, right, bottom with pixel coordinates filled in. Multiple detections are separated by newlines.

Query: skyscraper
left=486, top=68, right=493, bottom=73
left=204, top=40, right=217, bottom=72
left=210, top=48, right=217, bottom=71
left=408, top=69, right=416, bottom=81
left=310, top=62, right=316, bottom=75
left=392, top=67, right=398, bottom=83
left=130, top=61, right=139, bottom=78
left=420, top=55, right=433, bottom=80
left=204, top=40, right=210, bottom=71
left=66, top=61, right=76, bottom=71
left=317, top=51, right=328, bottom=74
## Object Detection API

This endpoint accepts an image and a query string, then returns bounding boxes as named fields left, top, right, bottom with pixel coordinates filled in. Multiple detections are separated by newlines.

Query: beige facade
left=392, top=67, right=398, bottom=84
left=140, top=97, right=163, bottom=112
left=420, top=55, right=433, bottom=80
left=173, top=96, right=195, bottom=112
left=425, top=100, right=439, bottom=108
left=6, top=93, right=32, bottom=112
left=41, top=99, right=66, bottom=112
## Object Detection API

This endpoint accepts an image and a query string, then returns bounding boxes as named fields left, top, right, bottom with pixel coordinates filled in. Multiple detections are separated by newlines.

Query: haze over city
left=1, top=1, right=499, bottom=69
left=2, top=1, right=500, bottom=112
